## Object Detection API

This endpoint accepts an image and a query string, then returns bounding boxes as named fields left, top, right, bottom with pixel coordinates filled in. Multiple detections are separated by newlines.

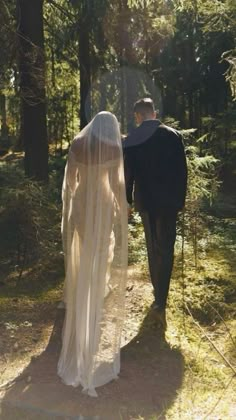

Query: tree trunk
left=15, top=99, right=24, bottom=151
left=17, top=0, right=48, bottom=182
left=0, top=93, right=8, bottom=141
left=79, top=7, right=91, bottom=130
left=119, top=55, right=126, bottom=133
left=188, top=91, right=194, bottom=127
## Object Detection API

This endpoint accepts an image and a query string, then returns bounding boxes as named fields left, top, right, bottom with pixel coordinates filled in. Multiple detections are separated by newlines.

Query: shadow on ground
left=1, top=309, right=184, bottom=420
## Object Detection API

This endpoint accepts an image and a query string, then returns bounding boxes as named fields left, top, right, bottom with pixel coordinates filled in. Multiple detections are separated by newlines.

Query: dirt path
left=0, top=270, right=184, bottom=420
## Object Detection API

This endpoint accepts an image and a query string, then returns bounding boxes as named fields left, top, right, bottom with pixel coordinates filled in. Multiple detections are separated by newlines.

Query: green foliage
left=0, top=0, right=16, bottom=88
left=44, top=1, right=80, bottom=145
left=186, top=146, right=219, bottom=202
left=128, top=0, right=155, bottom=7
left=223, top=49, right=236, bottom=100
left=0, top=160, right=62, bottom=276
left=1, top=0, right=235, bottom=158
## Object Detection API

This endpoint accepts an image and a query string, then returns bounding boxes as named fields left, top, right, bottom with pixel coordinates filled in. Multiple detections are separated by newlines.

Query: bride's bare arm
left=66, top=143, right=80, bottom=194
left=109, top=162, right=124, bottom=215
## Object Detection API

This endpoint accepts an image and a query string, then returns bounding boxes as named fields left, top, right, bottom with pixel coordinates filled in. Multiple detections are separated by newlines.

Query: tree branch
left=46, top=0, right=77, bottom=23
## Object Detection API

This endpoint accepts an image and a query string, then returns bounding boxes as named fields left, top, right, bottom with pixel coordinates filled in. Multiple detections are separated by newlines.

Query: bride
left=57, top=111, right=128, bottom=397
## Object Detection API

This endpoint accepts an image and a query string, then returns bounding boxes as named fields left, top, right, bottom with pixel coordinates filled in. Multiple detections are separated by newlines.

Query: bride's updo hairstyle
left=90, top=111, right=121, bottom=145
left=74, top=111, right=121, bottom=165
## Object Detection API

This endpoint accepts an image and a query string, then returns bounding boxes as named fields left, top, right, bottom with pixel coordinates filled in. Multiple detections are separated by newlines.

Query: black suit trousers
left=140, top=210, right=177, bottom=310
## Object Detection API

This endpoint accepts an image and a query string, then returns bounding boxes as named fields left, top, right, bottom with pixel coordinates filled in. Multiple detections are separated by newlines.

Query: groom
left=123, top=98, right=187, bottom=329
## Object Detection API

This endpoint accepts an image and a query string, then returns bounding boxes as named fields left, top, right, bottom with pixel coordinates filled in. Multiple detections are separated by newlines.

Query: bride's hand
left=127, top=205, right=132, bottom=219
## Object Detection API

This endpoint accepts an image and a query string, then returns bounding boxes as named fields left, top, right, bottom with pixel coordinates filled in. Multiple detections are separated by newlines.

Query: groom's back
left=123, top=120, right=187, bottom=213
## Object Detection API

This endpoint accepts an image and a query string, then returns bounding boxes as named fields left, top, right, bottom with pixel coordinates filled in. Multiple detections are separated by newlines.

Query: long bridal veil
left=58, top=112, right=128, bottom=397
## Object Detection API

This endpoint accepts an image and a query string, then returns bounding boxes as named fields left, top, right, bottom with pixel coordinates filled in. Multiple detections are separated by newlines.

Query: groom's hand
left=127, top=204, right=133, bottom=219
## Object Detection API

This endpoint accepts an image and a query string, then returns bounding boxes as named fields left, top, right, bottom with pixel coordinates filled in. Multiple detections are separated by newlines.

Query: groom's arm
left=123, top=147, right=134, bottom=207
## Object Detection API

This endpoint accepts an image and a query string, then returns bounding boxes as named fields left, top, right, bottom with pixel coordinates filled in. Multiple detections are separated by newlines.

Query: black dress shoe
left=150, top=303, right=167, bottom=331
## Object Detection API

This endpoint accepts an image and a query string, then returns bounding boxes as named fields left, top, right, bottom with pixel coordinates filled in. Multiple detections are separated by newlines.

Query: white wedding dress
left=57, top=112, right=128, bottom=397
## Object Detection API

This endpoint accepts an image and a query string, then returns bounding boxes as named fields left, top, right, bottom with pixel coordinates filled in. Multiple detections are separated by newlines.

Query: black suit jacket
left=123, top=120, right=188, bottom=213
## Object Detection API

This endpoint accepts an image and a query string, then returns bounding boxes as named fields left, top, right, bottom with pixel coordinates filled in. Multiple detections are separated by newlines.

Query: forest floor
left=0, top=156, right=236, bottom=419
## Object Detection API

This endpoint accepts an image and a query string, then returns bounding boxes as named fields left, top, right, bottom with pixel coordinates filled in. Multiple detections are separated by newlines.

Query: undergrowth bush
left=0, top=159, right=63, bottom=278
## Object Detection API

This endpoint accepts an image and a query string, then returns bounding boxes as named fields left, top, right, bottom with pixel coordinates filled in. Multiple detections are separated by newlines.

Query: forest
left=0, top=0, right=236, bottom=419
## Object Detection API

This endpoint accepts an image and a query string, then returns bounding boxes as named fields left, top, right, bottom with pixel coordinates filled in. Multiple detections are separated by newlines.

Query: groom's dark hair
left=133, top=98, right=155, bottom=117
